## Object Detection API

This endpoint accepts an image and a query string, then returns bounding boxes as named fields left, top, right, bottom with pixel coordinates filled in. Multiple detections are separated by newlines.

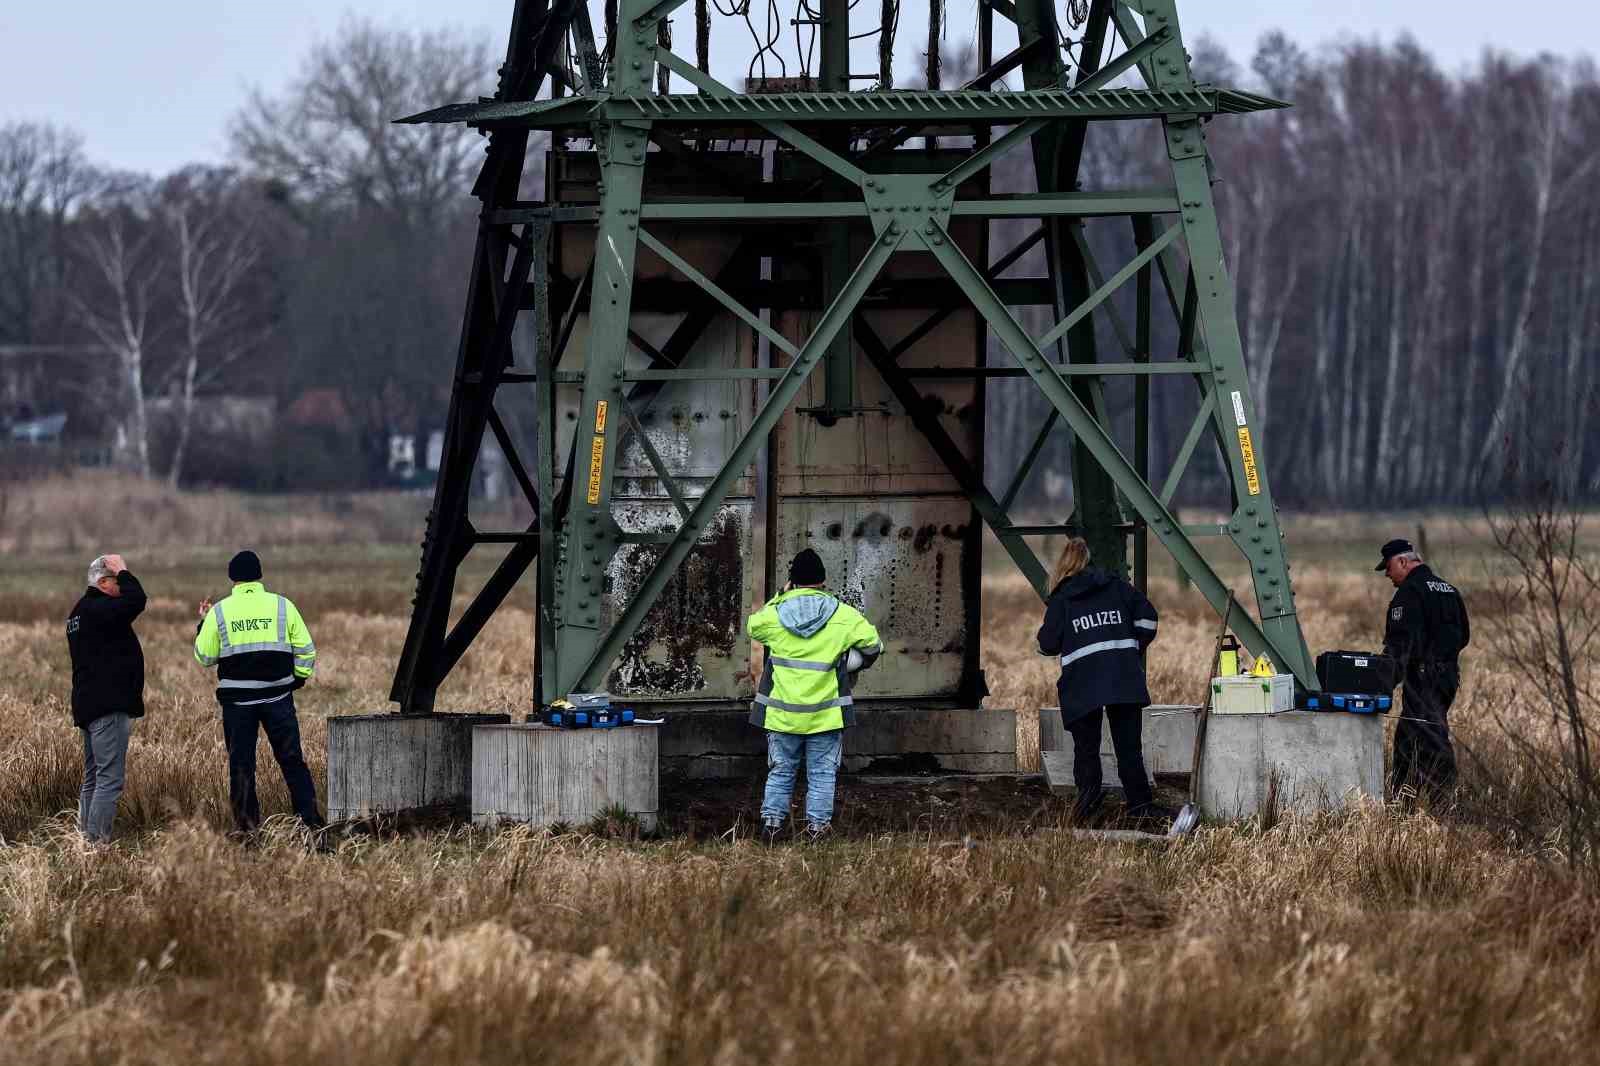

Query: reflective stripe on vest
left=756, top=693, right=853, bottom=713
left=769, top=655, right=835, bottom=671
left=1060, top=638, right=1141, bottom=667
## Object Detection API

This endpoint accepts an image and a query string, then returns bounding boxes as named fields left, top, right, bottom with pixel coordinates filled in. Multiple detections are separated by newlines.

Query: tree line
left=1, top=21, right=1593, bottom=506
left=988, top=34, right=1600, bottom=509
left=0, top=21, right=492, bottom=488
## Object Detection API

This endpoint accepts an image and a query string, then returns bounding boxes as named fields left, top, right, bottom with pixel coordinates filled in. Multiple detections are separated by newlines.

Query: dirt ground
left=657, top=771, right=1193, bottom=839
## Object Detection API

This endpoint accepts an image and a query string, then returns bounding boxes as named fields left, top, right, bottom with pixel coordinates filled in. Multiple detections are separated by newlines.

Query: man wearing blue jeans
left=66, top=554, right=147, bottom=844
left=747, top=549, right=883, bottom=843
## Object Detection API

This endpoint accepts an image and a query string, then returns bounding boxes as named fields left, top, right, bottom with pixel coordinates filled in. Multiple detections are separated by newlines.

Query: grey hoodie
left=776, top=592, right=839, bottom=638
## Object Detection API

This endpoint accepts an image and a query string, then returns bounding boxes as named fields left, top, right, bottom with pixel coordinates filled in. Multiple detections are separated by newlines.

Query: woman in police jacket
left=1036, top=537, right=1161, bottom=820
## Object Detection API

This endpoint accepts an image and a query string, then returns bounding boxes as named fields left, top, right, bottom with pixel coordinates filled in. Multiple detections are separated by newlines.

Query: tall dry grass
left=3, top=509, right=1593, bottom=1064
left=2, top=810, right=1598, bottom=1065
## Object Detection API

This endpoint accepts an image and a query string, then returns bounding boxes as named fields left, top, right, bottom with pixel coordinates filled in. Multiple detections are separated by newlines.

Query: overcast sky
left=2, top=1, right=1588, bottom=175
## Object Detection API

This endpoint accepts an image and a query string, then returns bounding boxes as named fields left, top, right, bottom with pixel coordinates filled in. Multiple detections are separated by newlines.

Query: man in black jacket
left=65, top=553, right=146, bottom=843
left=1377, top=538, right=1471, bottom=803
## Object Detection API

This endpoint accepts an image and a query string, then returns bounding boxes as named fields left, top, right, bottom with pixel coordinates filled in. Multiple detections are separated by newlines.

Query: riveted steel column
left=551, top=1, right=658, bottom=695
left=1133, top=213, right=1153, bottom=595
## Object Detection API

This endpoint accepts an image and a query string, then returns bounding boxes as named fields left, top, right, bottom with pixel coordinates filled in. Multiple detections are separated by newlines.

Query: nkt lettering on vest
left=229, top=618, right=274, bottom=634
left=1071, top=609, right=1123, bottom=634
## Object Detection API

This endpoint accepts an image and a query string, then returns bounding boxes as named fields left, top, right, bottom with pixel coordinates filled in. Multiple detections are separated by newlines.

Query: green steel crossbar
left=615, top=391, right=692, bottom=519
left=636, top=228, right=800, bottom=358
left=1037, top=224, right=1180, bottom=349
left=400, top=86, right=1288, bottom=128
left=1161, top=394, right=1217, bottom=506
left=624, top=193, right=1181, bottom=221
left=903, top=362, right=1218, bottom=378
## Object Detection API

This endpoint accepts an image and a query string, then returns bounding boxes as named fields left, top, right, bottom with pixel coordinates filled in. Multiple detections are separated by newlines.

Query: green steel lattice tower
left=387, top=0, right=1316, bottom=714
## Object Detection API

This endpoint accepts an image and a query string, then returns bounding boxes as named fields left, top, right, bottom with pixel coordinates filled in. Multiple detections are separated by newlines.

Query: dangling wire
left=1065, top=0, right=1089, bottom=28
left=795, top=0, right=819, bottom=82
left=657, top=18, right=673, bottom=93
left=878, top=0, right=897, bottom=88
left=696, top=0, right=711, bottom=72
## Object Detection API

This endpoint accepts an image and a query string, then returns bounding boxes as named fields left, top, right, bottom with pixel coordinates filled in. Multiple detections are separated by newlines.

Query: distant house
left=285, top=387, right=352, bottom=430
left=146, top=394, right=275, bottom=440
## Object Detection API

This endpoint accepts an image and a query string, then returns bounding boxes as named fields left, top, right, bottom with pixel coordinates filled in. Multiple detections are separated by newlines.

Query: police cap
left=1375, top=538, right=1413, bottom=572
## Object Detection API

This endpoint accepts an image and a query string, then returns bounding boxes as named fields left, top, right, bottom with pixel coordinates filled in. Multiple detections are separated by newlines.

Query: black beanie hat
left=228, top=550, right=263, bottom=583
left=789, top=548, right=826, bottom=586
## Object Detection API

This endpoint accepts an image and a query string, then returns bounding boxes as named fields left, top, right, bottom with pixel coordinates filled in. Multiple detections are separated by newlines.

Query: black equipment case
left=1315, top=650, right=1399, bottom=693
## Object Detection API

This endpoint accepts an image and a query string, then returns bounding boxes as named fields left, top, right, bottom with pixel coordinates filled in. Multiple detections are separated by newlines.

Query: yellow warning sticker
left=594, top=400, right=608, bottom=434
left=1238, top=427, right=1261, bottom=496
left=585, top=435, right=606, bottom=504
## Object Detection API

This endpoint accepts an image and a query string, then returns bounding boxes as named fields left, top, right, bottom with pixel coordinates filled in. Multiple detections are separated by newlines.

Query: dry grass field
left=2, top=475, right=1596, bottom=1065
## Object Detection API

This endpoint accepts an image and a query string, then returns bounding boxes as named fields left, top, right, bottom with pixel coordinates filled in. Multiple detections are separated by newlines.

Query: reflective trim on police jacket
left=755, top=693, right=854, bottom=713
left=1060, top=638, right=1141, bottom=667
left=1133, top=619, right=1157, bottom=631
left=217, top=675, right=298, bottom=690
left=769, top=655, right=835, bottom=671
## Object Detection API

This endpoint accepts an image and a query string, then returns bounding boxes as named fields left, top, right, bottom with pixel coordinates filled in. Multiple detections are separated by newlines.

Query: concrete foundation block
left=1040, top=749, right=1073, bottom=795
left=472, top=724, right=659, bottom=832
left=843, top=708, right=1017, bottom=773
left=1198, top=711, right=1384, bottom=819
left=326, top=712, right=510, bottom=821
left=658, top=710, right=765, bottom=778
left=1040, top=706, right=1198, bottom=787
left=658, top=707, right=1017, bottom=777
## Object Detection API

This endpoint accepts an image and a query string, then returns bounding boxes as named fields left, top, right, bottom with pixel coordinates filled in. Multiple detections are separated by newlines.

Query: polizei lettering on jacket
left=1071, top=609, right=1123, bottom=634
left=1426, top=580, right=1457, bottom=595
left=229, top=617, right=276, bottom=635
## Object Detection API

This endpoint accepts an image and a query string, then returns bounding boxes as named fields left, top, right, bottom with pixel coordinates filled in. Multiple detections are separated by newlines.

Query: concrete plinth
left=1040, top=706, right=1198, bottom=787
left=658, top=707, right=1016, bottom=777
left=472, top=724, right=659, bottom=832
left=1198, top=711, right=1384, bottom=819
left=326, top=712, right=510, bottom=821
left=844, top=709, right=1016, bottom=773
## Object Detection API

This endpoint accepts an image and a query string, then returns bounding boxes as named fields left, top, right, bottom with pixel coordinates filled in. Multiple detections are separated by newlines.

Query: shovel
left=1170, top=591, right=1238, bottom=839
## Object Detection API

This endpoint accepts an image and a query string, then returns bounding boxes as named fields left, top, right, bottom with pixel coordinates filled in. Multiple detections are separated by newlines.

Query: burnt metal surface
left=605, top=502, right=754, bottom=698
left=772, top=498, right=972, bottom=696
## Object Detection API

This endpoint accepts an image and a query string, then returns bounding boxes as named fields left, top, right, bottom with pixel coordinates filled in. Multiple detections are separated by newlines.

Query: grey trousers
left=79, top=713, right=131, bottom=842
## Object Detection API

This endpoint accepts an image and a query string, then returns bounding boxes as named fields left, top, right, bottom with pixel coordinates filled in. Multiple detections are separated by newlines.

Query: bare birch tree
left=157, top=168, right=265, bottom=487
left=73, top=201, right=159, bottom=477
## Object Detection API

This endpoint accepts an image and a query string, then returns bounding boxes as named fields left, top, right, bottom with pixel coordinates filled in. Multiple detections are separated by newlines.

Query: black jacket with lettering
left=66, top=571, right=147, bottom=728
left=1384, top=563, right=1470, bottom=674
left=1037, top=568, right=1158, bottom=723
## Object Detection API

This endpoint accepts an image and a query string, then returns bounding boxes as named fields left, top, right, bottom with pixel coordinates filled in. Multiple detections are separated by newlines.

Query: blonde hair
left=1048, top=536, right=1091, bottom=592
